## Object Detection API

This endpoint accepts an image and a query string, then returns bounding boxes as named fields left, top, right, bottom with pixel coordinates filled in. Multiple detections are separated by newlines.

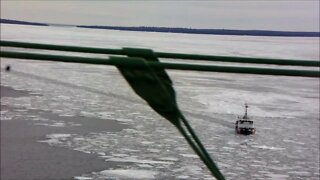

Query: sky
left=1, top=1, right=319, bottom=32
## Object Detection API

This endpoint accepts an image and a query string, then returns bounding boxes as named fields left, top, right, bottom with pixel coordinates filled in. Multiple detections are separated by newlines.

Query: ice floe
left=99, top=169, right=159, bottom=179
left=106, top=156, right=174, bottom=165
left=38, top=133, right=74, bottom=145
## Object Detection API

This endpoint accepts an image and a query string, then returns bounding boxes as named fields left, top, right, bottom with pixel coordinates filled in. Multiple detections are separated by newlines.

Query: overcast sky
left=1, top=1, right=319, bottom=31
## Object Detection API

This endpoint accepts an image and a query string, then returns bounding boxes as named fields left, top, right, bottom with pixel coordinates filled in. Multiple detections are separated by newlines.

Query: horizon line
left=1, top=18, right=319, bottom=37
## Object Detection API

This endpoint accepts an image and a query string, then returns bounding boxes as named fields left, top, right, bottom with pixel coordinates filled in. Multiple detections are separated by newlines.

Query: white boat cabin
left=236, top=119, right=254, bottom=129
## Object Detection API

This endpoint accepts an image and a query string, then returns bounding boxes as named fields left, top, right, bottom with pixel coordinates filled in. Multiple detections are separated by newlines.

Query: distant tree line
left=1, top=19, right=319, bottom=37
left=77, top=25, right=320, bottom=37
left=1, top=19, right=48, bottom=26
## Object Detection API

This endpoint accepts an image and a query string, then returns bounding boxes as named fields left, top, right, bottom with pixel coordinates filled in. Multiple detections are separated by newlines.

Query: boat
left=235, top=104, right=256, bottom=135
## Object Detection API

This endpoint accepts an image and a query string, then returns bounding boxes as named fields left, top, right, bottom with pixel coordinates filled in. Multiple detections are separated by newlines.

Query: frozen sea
left=1, top=24, right=319, bottom=179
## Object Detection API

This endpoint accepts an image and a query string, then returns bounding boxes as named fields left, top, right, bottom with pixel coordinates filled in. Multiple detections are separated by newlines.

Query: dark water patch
left=1, top=104, right=131, bottom=180
left=1, top=85, right=42, bottom=98
left=1, top=120, right=124, bottom=180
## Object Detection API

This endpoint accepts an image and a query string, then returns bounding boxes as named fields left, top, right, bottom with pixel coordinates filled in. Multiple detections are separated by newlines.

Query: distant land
left=1, top=19, right=319, bottom=37
left=1, top=19, right=48, bottom=26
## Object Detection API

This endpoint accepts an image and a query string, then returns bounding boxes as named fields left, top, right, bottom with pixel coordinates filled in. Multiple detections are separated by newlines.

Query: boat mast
left=244, top=104, right=248, bottom=118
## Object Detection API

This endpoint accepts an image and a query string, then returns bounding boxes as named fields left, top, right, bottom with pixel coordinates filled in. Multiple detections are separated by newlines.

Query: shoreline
left=1, top=19, right=319, bottom=37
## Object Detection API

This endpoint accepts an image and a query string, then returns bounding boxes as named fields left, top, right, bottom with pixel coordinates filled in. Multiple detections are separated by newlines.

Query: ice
left=0, top=110, right=13, bottom=121
left=192, top=84, right=319, bottom=118
left=252, top=145, right=285, bottom=150
left=1, top=24, right=319, bottom=60
left=147, top=149, right=161, bottom=153
left=180, top=154, right=199, bottom=158
left=177, top=175, right=190, bottom=179
left=73, top=176, right=93, bottom=180
left=38, top=133, right=73, bottom=145
left=115, top=118, right=133, bottom=123
left=1, top=24, right=319, bottom=180
left=97, top=152, right=105, bottom=156
left=138, top=164, right=153, bottom=168
left=112, top=153, right=129, bottom=157
left=283, top=139, right=305, bottom=145
left=141, top=141, right=154, bottom=145
left=106, top=156, right=174, bottom=165
left=48, top=122, right=66, bottom=127
left=184, top=165, right=203, bottom=175
left=266, top=174, right=290, bottom=180
left=99, top=169, right=158, bottom=179
left=158, top=157, right=179, bottom=161
left=288, top=171, right=311, bottom=176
